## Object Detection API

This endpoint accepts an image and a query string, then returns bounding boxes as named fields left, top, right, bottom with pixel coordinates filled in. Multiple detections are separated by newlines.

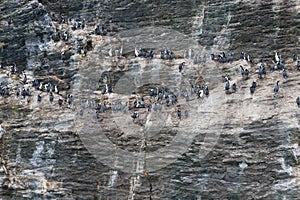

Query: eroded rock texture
left=0, top=0, right=299, bottom=199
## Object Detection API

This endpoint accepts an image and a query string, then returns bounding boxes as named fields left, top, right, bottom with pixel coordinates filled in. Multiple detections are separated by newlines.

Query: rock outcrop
left=0, top=0, right=299, bottom=199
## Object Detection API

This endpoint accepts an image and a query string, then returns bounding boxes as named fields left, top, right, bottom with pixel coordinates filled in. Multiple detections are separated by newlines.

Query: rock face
left=0, top=0, right=300, bottom=199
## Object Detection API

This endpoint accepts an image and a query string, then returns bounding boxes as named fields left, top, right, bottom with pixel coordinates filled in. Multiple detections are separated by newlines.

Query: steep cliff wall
left=0, top=0, right=299, bottom=199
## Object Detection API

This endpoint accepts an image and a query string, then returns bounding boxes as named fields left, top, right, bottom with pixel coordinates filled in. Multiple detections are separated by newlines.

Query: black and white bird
left=102, top=102, right=107, bottom=113
left=171, top=94, right=178, bottom=104
left=277, top=61, right=284, bottom=70
left=22, top=73, right=27, bottom=85
left=140, top=97, right=146, bottom=108
left=225, top=81, right=230, bottom=92
left=58, top=98, right=63, bottom=107
left=96, top=103, right=101, bottom=112
left=54, top=85, right=59, bottom=94
left=62, top=31, right=68, bottom=41
left=240, top=65, right=249, bottom=79
left=157, top=92, right=163, bottom=102
left=274, top=81, right=280, bottom=94
left=296, top=97, right=300, bottom=107
left=95, top=25, right=106, bottom=36
left=133, top=99, right=138, bottom=108
left=148, top=104, right=152, bottom=112
left=258, top=64, right=266, bottom=78
left=282, top=69, right=288, bottom=79
left=274, top=51, right=279, bottom=63
left=49, top=92, right=54, bottom=103
left=95, top=110, right=99, bottom=119
left=204, top=85, right=209, bottom=96
left=270, top=61, right=276, bottom=71
left=293, top=54, right=298, bottom=61
left=16, top=88, right=20, bottom=97
left=67, top=94, right=73, bottom=105
left=160, top=48, right=165, bottom=59
left=131, top=111, right=139, bottom=119
left=32, top=79, right=39, bottom=89
left=37, top=93, right=42, bottom=102
left=250, top=81, right=256, bottom=94
left=84, top=47, right=88, bottom=57
left=252, top=81, right=257, bottom=89
left=240, top=52, right=245, bottom=60
left=38, top=82, right=43, bottom=90
left=10, top=63, right=17, bottom=74
left=246, top=54, right=252, bottom=63
left=232, top=83, right=237, bottom=93
left=177, top=109, right=181, bottom=120
left=95, top=25, right=101, bottom=35
left=7, top=17, right=12, bottom=26
left=165, top=96, right=170, bottom=106
left=179, top=62, right=185, bottom=72
left=21, top=88, right=27, bottom=98
left=46, top=83, right=51, bottom=93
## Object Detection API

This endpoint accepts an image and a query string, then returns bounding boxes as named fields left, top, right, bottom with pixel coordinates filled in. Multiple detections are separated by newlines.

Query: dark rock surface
left=0, top=0, right=299, bottom=199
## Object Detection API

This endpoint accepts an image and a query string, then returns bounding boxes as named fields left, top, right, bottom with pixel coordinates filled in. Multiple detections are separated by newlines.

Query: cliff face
left=0, top=0, right=300, bottom=199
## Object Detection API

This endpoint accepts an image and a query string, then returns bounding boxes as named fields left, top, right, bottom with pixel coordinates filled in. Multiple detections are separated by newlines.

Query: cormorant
left=67, top=94, right=73, bottom=105
left=22, top=73, right=27, bottom=85
left=296, top=97, right=300, bottom=107
left=293, top=54, right=298, bottom=61
left=102, top=102, right=107, bottom=113
left=58, top=98, right=63, bottom=107
left=16, top=88, right=20, bottom=97
left=282, top=69, right=288, bottom=79
left=205, top=85, right=209, bottom=96
left=148, top=104, right=152, bottom=112
left=274, top=81, right=279, bottom=94
left=274, top=51, right=279, bottom=63
left=131, top=111, right=139, bottom=119
left=179, top=62, right=185, bottom=72
left=258, top=64, right=266, bottom=78
left=49, top=92, right=54, bottom=103
left=232, top=83, right=237, bottom=93
left=225, top=81, right=230, bottom=92
left=250, top=81, right=256, bottom=94
left=177, top=109, right=181, bottom=120
left=37, top=94, right=42, bottom=102
left=21, top=89, right=27, bottom=98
